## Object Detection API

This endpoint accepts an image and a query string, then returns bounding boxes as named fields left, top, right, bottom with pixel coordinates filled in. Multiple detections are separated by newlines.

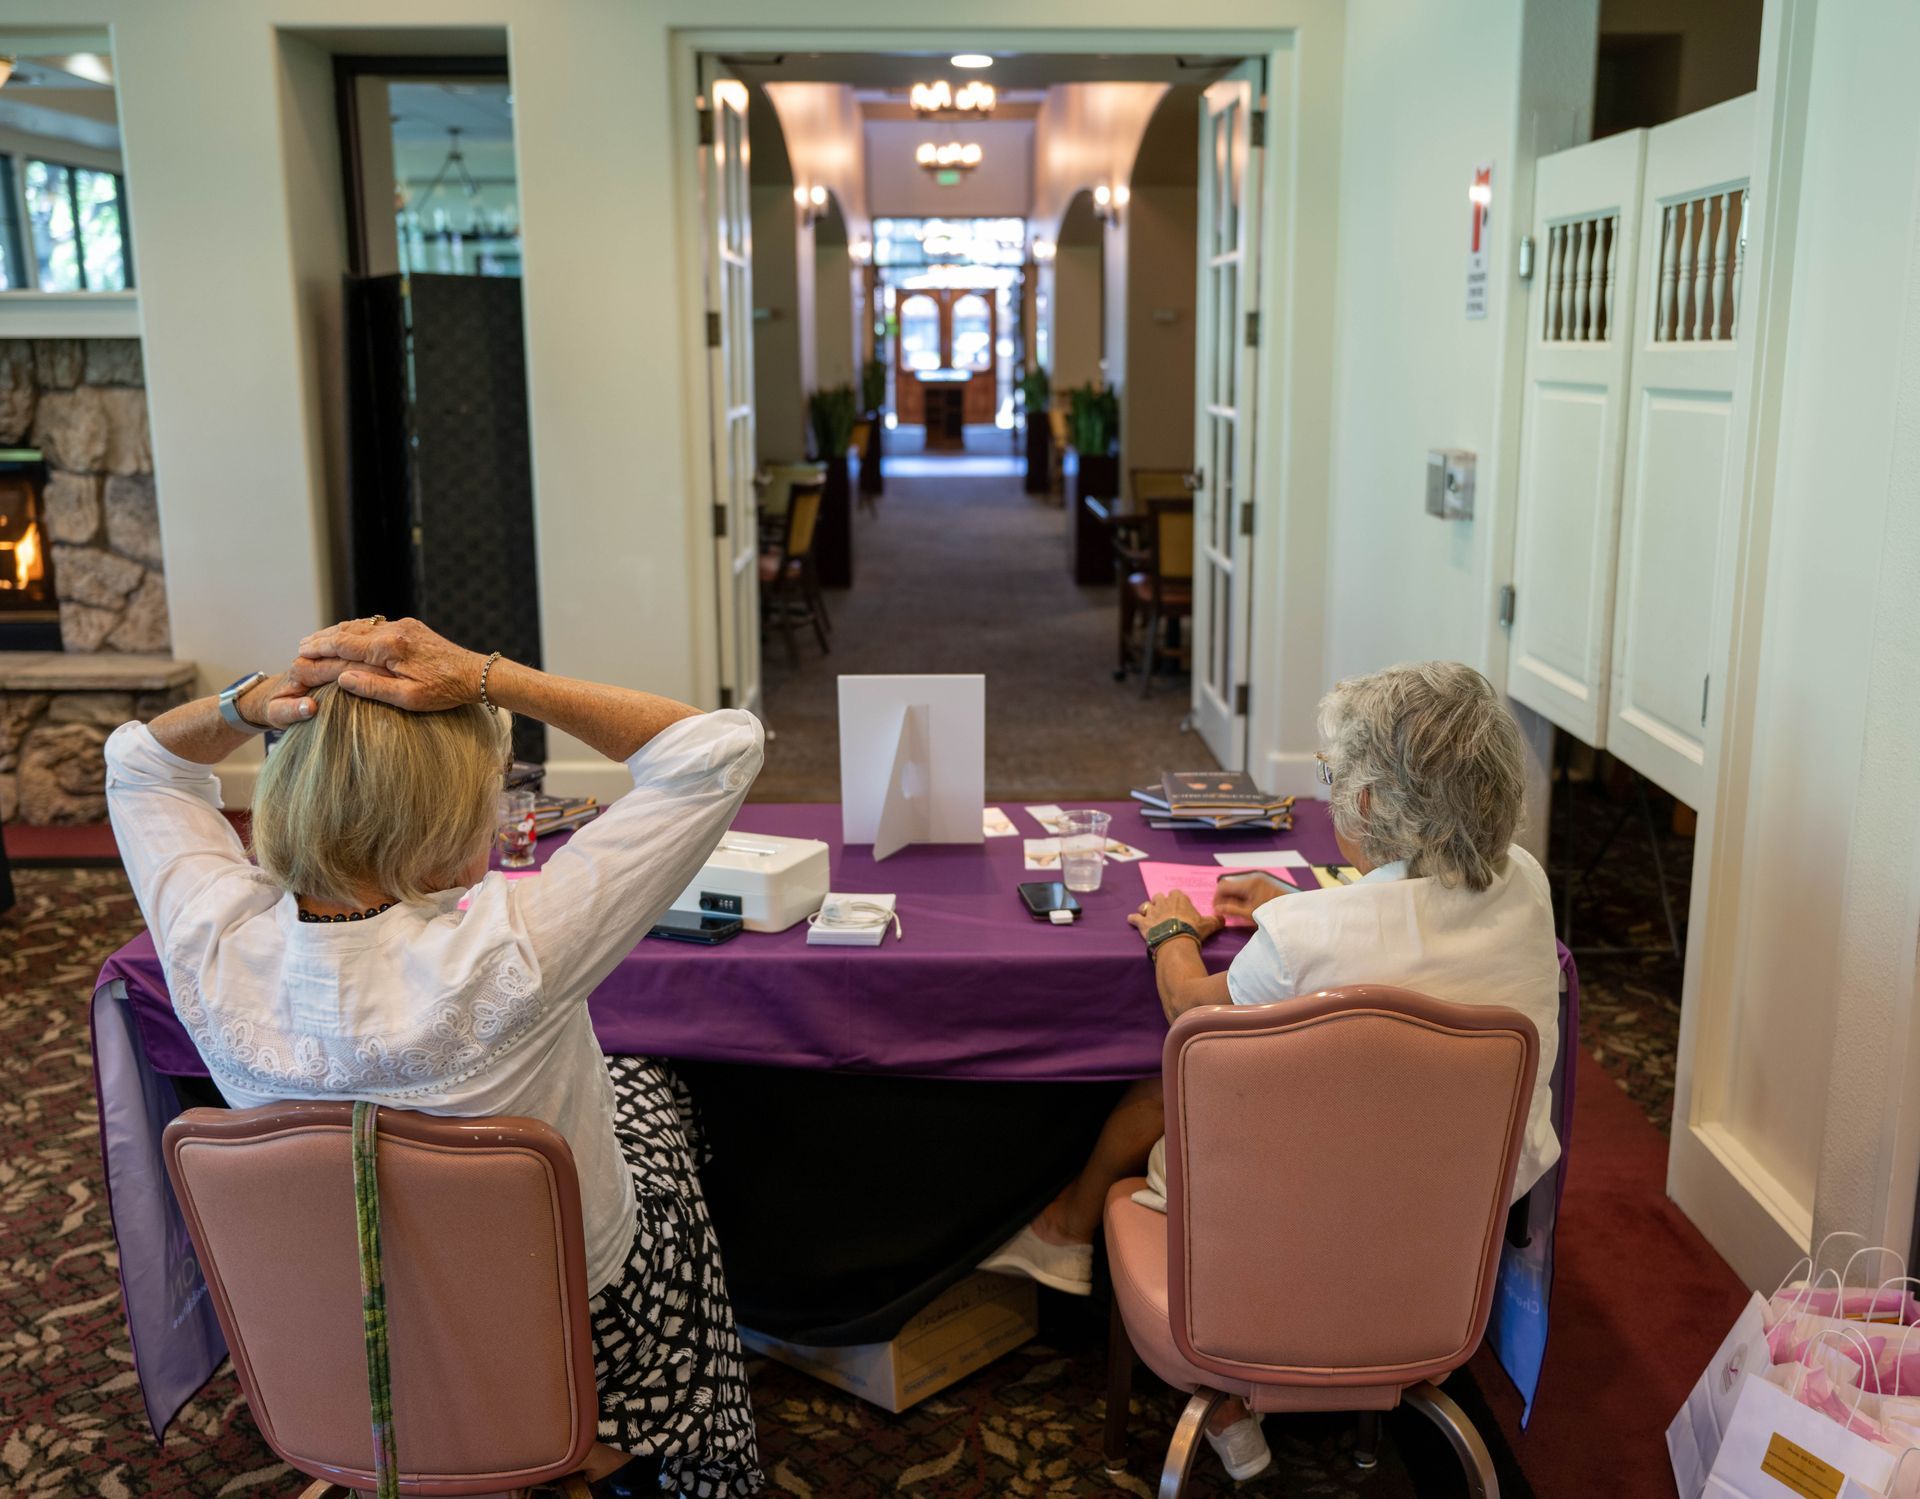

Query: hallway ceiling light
left=950, top=54, right=994, bottom=69
left=911, top=79, right=996, bottom=118
left=916, top=141, right=984, bottom=177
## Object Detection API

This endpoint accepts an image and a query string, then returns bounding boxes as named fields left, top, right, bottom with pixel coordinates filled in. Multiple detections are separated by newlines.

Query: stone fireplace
left=0, top=337, right=191, bottom=824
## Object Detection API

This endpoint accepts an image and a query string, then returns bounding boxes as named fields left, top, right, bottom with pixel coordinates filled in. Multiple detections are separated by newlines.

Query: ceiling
left=727, top=52, right=1239, bottom=91
left=0, top=48, right=121, bottom=154
left=388, top=81, right=515, bottom=146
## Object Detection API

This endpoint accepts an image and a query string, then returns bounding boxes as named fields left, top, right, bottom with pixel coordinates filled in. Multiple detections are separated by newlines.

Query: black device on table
left=648, top=911, right=744, bottom=945
left=1017, top=881, right=1081, bottom=920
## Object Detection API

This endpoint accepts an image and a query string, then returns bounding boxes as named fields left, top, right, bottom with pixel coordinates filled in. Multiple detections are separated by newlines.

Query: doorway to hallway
left=751, top=429, right=1212, bottom=802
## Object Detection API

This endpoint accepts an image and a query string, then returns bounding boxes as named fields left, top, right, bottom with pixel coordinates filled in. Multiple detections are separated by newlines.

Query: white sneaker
left=1206, top=1415, right=1272, bottom=1482
left=978, top=1223, right=1094, bottom=1295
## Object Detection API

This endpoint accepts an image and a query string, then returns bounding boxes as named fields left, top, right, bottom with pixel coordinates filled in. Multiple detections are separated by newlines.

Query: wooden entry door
left=893, top=288, right=997, bottom=427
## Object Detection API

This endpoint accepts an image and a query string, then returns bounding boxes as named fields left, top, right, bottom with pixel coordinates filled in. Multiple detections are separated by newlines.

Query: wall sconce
left=850, top=238, right=873, bottom=263
left=1030, top=238, right=1056, bottom=262
left=794, top=183, right=829, bottom=225
left=1092, top=183, right=1130, bottom=226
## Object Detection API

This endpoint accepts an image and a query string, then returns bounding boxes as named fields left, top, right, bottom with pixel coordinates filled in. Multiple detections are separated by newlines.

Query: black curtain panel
left=345, top=273, right=545, bottom=763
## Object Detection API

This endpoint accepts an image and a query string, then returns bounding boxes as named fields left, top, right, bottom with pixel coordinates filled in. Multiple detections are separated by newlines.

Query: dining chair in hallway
left=1125, top=497, right=1194, bottom=695
left=162, top=1102, right=625, bottom=1499
left=1102, top=987, right=1538, bottom=1498
left=1117, top=471, right=1193, bottom=668
left=760, top=480, right=831, bottom=667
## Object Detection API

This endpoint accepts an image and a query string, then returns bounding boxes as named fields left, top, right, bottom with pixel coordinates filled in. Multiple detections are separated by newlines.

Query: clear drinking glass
left=496, top=788, right=538, bottom=869
left=1060, top=809, right=1112, bottom=893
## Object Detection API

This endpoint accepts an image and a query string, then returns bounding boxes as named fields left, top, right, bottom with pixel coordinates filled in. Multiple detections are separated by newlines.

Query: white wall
left=1052, top=195, right=1104, bottom=393
left=751, top=183, right=807, bottom=461
left=1692, top=0, right=1920, bottom=1276
left=864, top=119, right=1031, bottom=217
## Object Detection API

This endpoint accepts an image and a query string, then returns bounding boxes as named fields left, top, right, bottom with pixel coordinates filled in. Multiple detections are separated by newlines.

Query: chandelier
left=910, top=79, right=995, bottom=118
left=916, top=141, right=984, bottom=177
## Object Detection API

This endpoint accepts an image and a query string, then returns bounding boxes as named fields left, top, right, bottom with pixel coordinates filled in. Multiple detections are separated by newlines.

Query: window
left=19, top=159, right=132, bottom=292
left=899, top=295, right=942, bottom=372
left=951, top=294, right=992, bottom=371
left=0, top=158, right=24, bottom=290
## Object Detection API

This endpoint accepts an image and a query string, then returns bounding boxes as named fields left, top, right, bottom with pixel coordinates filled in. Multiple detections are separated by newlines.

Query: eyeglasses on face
left=1315, top=752, right=1334, bottom=788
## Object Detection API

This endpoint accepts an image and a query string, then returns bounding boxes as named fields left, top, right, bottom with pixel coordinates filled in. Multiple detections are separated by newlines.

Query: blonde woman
left=984, top=661, right=1561, bottom=1483
left=105, top=618, right=764, bottom=1496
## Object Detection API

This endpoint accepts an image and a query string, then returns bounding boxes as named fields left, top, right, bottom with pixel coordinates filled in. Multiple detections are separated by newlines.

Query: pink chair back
left=163, top=1102, right=600, bottom=1496
left=1162, top=987, right=1537, bottom=1400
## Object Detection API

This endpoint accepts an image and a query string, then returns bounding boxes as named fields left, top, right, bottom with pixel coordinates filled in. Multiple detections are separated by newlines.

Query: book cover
left=1161, top=770, right=1283, bottom=813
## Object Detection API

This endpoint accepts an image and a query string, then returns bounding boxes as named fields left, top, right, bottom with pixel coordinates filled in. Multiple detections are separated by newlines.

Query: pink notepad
left=1136, top=861, right=1304, bottom=926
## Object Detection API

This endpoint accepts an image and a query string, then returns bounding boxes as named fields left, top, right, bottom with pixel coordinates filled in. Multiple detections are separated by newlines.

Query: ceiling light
left=916, top=141, right=984, bottom=176
left=950, top=53, right=993, bottom=69
left=0, top=58, right=13, bottom=90
left=52, top=52, right=113, bottom=86
left=911, top=78, right=995, bottom=118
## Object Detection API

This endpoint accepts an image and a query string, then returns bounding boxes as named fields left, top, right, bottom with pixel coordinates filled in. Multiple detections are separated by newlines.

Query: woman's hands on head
left=297, top=617, right=486, bottom=712
left=1127, top=889, right=1222, bottom=945
left=236, top=655, right=356, bottom=729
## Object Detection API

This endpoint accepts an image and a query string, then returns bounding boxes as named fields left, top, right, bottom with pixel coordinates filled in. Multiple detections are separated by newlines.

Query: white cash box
left=668, top=832, right=830, bottom=933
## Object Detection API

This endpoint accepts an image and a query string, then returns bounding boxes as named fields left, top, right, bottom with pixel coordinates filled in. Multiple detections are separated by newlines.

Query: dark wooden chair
left=1122, top=497, right=1194, bottom=696
left=1118, top=468, right=1193, bottom=599
left=760, top=480, right=830, bottom=667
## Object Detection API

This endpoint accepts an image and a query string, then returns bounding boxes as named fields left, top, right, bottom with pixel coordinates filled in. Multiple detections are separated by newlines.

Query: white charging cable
left=806, top=897, right=903, bottom=941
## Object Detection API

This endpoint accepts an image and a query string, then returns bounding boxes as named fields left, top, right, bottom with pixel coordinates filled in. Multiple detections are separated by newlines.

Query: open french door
left=1189, top=61, right=1264, bottom=769
left=700, top=63, right=760, bottom=715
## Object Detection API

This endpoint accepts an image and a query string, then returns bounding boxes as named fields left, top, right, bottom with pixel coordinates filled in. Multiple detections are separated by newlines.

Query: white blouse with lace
left=104, top=710, right=764, bottom=1295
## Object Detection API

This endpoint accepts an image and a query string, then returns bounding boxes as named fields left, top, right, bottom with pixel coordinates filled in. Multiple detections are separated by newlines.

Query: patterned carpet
left=0, top=864, right=1518, bottom=1498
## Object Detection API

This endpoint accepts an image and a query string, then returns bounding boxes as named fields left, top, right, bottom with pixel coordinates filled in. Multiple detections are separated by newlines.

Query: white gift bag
left=1672, top=1293, right=1776, bottom=1499
left=1703, top=1331, right=1896, bottom=1499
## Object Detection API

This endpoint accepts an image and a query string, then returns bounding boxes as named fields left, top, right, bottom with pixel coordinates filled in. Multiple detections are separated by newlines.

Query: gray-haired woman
left=982, top=661, right=1561, bottom=1483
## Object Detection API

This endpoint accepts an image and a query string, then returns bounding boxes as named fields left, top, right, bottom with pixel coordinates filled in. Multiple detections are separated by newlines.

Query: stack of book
left=1132, top=771, right=1296, bottom=832
left=506, top=761, right=545, bottom=793
left=533, top=794, right=601, bottom=838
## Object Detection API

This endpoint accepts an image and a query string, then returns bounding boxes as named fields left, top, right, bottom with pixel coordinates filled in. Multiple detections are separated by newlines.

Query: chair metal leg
left=1355, top=1409, right=1381, bottom=1470
left=1103, top=1294, right=1136, bottom=1473
left=1403, top=1380, right=1498, bottom=1499
left=1158, top=1389, right=1226, bottom=1499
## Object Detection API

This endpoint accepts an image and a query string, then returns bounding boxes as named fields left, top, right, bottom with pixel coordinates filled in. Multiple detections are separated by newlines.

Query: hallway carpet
left=753, top=448, right=1217, bottom=804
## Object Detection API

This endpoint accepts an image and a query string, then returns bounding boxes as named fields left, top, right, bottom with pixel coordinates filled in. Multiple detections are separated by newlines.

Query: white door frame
left=669, top=21, right=1341, bottom=791
left=1664, top=0, right=1822, bottom=1290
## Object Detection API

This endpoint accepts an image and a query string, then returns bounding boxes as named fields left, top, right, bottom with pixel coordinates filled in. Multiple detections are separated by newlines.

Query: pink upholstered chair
left=1103, top=986, right=1539, bottom=1498
left=163, top=1102, right=626, bottom=1498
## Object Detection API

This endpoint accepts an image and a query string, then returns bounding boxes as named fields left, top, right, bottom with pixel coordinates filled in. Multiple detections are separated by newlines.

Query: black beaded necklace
left=297, top=901, right=399, bottom=924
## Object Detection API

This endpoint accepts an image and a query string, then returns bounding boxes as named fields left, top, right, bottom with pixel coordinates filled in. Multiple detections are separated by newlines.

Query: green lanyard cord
left=352, top=1102, right=399, bottom=1499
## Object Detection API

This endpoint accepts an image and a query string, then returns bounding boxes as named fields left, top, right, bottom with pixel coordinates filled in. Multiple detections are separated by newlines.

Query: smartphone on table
left=647, top=911, right=744, bottom=945
left=1018, top=881, right=1082, bottom=921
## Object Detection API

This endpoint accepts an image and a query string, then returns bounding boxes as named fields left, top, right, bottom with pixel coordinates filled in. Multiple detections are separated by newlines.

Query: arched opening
left=1123, top=86, right=1202, bottom=480
left=1051, top=188, right=1105, bottom=396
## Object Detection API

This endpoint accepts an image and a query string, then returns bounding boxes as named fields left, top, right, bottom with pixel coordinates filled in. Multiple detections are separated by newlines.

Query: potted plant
left=1066, top=383, right=1122, bottom=583
left=1018, top=365, right=1052, bottom=495
left=808, top=384, right=860, bottom=587
left=858, top=357, right=887, bottom=497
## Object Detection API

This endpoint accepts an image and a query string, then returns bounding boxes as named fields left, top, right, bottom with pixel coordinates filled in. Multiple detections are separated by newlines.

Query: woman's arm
left=297, top=617, right=700, bottom=761
left=1126, top=890, right=1234, bottom=1023
left=144, top=659, right=344, bottom=763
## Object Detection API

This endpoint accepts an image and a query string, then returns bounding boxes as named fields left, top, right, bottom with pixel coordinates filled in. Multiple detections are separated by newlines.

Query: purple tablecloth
left=100, top=799, right=1345, bottom=1083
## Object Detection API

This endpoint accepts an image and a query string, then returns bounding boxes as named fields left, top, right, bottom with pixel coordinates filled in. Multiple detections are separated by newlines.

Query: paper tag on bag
left=1760, top=1433, right=1844, bottom=1499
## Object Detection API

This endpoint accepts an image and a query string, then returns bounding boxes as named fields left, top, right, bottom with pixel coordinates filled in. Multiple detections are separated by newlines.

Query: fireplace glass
left=0, top=450, right=62, bottom=650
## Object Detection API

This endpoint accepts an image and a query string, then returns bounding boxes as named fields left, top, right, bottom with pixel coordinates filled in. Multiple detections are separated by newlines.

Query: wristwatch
left=218, top=671, right=269, bottom=734
left=1145, top=917, right=1202, bottom=962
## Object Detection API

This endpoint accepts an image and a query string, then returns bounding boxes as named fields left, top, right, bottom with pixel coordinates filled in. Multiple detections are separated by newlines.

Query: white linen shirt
left=105, top=710, right=764, bottom=1295
left=1223, top=846, right=1562, bottom=1200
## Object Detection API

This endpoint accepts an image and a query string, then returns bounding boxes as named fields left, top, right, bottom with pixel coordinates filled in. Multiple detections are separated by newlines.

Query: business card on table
left=1024, top=804, right=1070, bottom=834
left=1103, top=839, right=1150, bottom=863
left=983, top=806, right=1019, bottom=838
left=1024, top=838, right=1062, bottom=871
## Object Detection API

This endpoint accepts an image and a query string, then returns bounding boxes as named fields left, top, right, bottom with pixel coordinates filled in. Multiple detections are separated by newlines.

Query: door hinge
left=1517, top=235, right=1535, bottom=282
left=1186, top=468, right=1204, bottom=493
left=1498, top=584, right=1516, bottom=629
left=1238, top=501, right=1254, bottom=537
left=1249, top=111, right=1267, bottom=150
left=705, top=311, right=722, bottom=348
left=718, top=685, right=734, bottom=710
left=697, top=105, right=715, bottom=148
left=1701, top=674, right=1710, bottom=726
left=1245, top=310, right=1260, bottom=348
left=1234, top=683, right=1250, bottom=716
left=712, top=503, right=728, bottom=539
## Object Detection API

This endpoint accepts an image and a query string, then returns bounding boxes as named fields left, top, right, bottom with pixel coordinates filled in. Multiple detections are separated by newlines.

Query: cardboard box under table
left=739, top=1272, right=1038, bottom=1412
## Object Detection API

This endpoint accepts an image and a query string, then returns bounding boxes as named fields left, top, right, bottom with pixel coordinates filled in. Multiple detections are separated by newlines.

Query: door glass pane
left=952, top=293, right=991, bottom=370
left=25, top=161, right=80, bottom=292
left=900, top=294, right=942, bottom=371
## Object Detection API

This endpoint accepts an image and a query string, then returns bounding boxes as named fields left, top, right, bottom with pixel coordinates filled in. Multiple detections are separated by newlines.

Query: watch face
left=222, top=671, right=264, bottom=697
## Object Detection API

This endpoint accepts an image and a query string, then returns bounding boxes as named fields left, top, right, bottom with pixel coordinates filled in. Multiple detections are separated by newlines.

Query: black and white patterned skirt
left=591, top=1056, right=762, bottom=1496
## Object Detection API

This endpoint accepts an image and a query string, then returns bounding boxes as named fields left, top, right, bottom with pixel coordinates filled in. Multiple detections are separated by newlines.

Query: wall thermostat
left=1425, top=449, right=1476, bottom=520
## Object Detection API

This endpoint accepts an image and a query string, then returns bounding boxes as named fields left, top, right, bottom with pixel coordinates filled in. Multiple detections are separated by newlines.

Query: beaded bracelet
left=479, top=650, right=504, bottom=714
